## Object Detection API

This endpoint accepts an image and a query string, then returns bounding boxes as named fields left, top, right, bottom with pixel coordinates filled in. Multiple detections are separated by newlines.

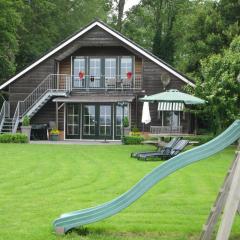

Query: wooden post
left=216, top=153, right=240, bottom=240
left=199, top=157, right=237, bottom=240
left=238, top=201, right=240, bottom=214
left=56, top=102, right=58, bottom=129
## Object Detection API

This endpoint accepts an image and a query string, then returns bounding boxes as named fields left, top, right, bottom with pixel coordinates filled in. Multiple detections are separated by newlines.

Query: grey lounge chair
left=138, top=139, right=189, bottom=161
left=131, top=137, right=180, bottom=158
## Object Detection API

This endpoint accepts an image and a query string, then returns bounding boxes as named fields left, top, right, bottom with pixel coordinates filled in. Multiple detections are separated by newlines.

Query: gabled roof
left=0, top=20, right=195, bottom=90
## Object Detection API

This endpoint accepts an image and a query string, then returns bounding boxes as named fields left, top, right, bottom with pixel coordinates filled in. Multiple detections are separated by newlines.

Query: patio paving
left=30, top=140, right=122, bottom=145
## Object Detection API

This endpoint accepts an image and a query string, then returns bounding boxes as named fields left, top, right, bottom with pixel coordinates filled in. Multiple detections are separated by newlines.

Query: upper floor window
left=73, top=57, right=85, bottom=88
left=120, top=57, right=132, bottom=80
left=105, top=58, right=116, bottom=78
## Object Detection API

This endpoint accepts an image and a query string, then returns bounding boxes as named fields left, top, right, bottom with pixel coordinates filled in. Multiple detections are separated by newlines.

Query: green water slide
left=53, top=120, right=240, bottom=234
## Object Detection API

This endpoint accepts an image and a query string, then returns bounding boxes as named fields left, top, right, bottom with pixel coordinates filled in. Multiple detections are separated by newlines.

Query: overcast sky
left=124, top=0, right=141, bottom=12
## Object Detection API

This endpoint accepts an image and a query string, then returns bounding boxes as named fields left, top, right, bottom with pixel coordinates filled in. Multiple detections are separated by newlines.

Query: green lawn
left=0, top=143, right=239, bottom=240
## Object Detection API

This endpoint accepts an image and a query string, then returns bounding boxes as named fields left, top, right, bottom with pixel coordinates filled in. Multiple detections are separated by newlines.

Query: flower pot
left=21, top=126, right=32, bottom=142
left=50, top=134, right=59, bottom=141
left=124, top=127, right=130, bottom=136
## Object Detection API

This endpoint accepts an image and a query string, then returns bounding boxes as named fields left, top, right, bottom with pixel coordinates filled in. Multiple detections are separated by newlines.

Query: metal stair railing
left=0, top=101, right=10, bottom=131
left=11, top=74, right=71, bottom=133
left=12, top=102, right=20, bottom=133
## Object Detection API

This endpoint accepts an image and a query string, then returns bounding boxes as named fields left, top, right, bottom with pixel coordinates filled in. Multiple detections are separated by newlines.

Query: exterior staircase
left=1, top=118, right=13, bottom=133
left=0, top=74, right=71, bottom=133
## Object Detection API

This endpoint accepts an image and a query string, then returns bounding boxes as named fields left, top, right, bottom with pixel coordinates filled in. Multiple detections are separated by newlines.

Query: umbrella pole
left=194, top=112, right=197, bottom=135
left=171, top=102, right=173, bottom=135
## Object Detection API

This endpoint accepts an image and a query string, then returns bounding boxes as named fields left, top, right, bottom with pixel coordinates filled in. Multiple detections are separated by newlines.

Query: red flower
left=127, top=72, right=132, bottom=79
left=79, top=71, right=84, bottom=80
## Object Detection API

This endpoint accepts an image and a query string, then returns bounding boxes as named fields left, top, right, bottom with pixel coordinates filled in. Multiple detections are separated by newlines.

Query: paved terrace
left=30, top=140, right=122, bottom=145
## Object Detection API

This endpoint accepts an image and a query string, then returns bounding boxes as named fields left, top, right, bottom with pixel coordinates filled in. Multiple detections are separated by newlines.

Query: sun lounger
left=138, top=139, right=189, bottom=161
left=131, top=137, right=180, bottom=158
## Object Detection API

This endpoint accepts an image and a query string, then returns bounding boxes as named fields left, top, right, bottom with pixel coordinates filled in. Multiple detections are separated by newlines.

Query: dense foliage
left=0, top=0, right=239, bottom=134
left=0, top=133, right=28, bottom=143
left=0, top=0, right=110, bottom=83
left=122, top=135, right=144, bottom=145
left=192, top=36, right=240, bottom=134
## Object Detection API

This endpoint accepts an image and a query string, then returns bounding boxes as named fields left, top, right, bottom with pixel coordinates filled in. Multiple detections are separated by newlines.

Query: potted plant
left=123, top=116, right=130, bottom=136
left=50, top=129, right=60, bottom=141
left=21, top=116, right=32, bottom=142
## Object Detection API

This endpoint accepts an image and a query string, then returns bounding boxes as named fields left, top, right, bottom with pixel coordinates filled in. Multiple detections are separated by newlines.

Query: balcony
left=70, top=74, right=142, bottom=91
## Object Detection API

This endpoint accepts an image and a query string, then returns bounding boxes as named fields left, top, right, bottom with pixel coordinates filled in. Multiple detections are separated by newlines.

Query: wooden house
left=0, top=20, right=195, bottom=140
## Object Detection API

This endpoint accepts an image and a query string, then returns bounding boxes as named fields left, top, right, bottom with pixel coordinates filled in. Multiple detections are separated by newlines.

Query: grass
left=0, top=143, right=239, bottom=240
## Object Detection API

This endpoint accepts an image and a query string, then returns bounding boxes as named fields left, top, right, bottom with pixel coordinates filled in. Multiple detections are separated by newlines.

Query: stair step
left=1, top=130, right=12, bottom=133
left=1, top=127, right=12, bottom=130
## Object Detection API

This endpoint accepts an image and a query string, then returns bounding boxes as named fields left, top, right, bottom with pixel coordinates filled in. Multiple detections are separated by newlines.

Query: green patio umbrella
left=140, top=89, right=206, bottom=134
left=140, top=89, right=206, bottom=105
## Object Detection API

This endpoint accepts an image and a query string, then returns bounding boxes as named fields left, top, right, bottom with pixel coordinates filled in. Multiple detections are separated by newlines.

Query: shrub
left=22, top=116, right=30, bottom=126
left=184, top=135, right=214, bottom=145
left=131, top=125, right=139, bottom=132
left=50, top=129, right=60, bottom=135
left=0, top=133, right=28, bottom=143
left=130, top=131, right=142, bottom=136
left=122, top=136, right=144, bottom=145
left=123, top=117, right=129, bottom=128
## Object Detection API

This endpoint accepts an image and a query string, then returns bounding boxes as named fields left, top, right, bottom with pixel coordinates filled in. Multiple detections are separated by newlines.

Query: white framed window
left=120, top=57, right=132, bottom=79
left=73, top=57, right=85, bottom=88
left=105, top=58, right=116, bottom=78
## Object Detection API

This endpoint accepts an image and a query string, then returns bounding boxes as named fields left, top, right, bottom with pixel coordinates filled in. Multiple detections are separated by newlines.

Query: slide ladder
left=53, top=120, right=240, bottom=234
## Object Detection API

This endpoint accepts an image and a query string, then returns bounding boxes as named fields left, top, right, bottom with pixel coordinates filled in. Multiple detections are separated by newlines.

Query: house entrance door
left=82, top=104, right=113, bottom=139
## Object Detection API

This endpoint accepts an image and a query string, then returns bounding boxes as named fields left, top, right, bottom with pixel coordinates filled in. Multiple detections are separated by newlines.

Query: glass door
left=105, top=58, right=117, bottom=89
left=115, top=104, right=129, bottom=139
left=82, top=105, right=96, bottom=138
left=82, top=104, right=113, bottom=139
left=66, top=104, right=80, bottom=139
left=89, top=58, right=101, bottom=88
left=99, top=105, right=112, bottom=139
left=73, top=57, right=86, bottom=88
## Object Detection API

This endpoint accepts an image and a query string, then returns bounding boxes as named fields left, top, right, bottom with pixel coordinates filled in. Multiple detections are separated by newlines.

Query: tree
left=192, top=36, right=240, bottom=134
left=116, top=0, right=125, bottom=31
left=16, top=0, right=110, bottom=71
left=0, top=0, right=22, bottom=84
left=123, top=0, right=187, bottom=64
left=122, top=4, right=154, bottom=51
left=173, top=1, right=225, bottom=77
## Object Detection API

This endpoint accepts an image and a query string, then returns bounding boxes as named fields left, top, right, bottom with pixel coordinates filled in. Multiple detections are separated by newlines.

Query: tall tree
left=116, top=0, right=125, bottom=31
left=16, top=0, right=110, bottom=71
left=123, top=0, right=187, bottom=64
left=0, top=0, right=22, bottom=84
left=190, top=36, right=240, bottom=134
left=172, top=0, right=240, bottom=78
left=122, top=4, right=154, bottom=51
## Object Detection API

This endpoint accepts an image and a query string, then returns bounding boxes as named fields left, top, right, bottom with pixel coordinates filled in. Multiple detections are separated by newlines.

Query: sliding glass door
left=82, top=104, right=113, bottom=139
left=82, top=105, right=96, bottom=138
left=66, top=103, right=129, bottom=140
left=73, top=57, right=86, bottom=88
left=89, top=58, right=101, bottom=88
left=66, top=104, right=80, bottom=139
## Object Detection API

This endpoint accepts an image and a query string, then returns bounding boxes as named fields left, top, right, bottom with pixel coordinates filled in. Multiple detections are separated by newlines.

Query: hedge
left=184, top=135, right=214, bottom=145
left=0, top=133, right=28, bottom=143
left=122, top=136, right=144, bottom=145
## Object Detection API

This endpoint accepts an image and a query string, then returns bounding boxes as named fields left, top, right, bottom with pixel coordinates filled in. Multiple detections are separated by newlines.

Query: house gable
left=0, top=20, right=195, bottom=90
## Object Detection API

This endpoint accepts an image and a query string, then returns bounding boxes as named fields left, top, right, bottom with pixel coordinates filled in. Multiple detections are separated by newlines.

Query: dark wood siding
left=9, top=58, right=55, bottom=115
left=31, top=100, right=64, bottom=131
left=135, top=58, right=190, bottom=131
left=7, top=24, right=192, bottom=133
